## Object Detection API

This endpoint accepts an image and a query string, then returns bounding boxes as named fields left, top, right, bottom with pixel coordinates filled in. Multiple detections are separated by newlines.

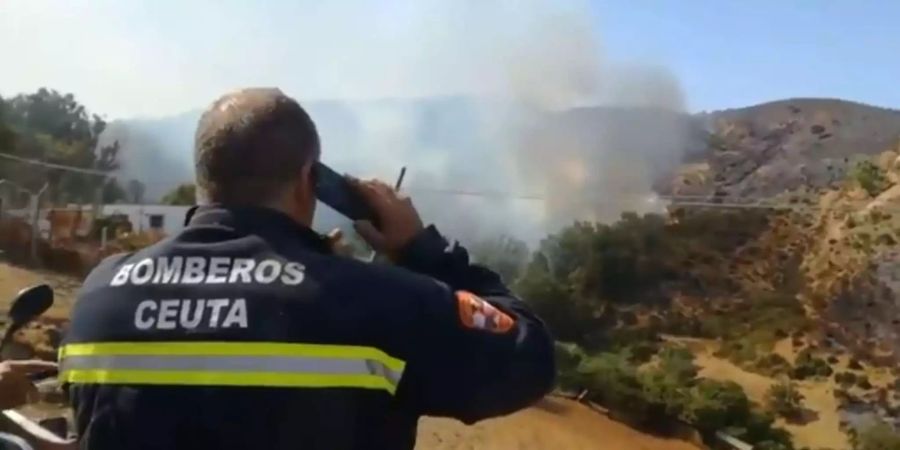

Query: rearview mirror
left=0, top=285, right=54, bottom=360
left=9, top=285, right=53, bottom=327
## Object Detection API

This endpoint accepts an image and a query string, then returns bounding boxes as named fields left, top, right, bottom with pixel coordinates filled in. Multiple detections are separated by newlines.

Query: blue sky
left=593, top=1, right=900, bottom=111
left=1, top=0, right=896, bottom=117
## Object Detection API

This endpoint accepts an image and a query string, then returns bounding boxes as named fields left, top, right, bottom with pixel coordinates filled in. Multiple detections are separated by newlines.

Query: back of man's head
left=194, top=88, right=319, bottom=205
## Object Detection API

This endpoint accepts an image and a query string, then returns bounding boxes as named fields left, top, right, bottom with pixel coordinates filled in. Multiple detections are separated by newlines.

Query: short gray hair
left=194, top=88, right=320, bottom=204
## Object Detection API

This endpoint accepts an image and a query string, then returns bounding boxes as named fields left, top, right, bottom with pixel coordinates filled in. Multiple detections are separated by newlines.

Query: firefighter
left=60, top=88, right=555, bottom=450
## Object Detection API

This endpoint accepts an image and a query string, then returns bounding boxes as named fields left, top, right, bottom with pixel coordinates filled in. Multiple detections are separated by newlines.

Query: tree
left=469, top=234, right=529, bottom=283
left=515, top=252, right=598, bottom=344
left=162, top=183, right=196, bottom=205
left=639, top=368, right=690, bottom=419
left=577, top=352, right=653, bottom=422
left=766, top=381, right=804, bottom=419
left=683, top=379, right=751, bottom=432
left=102, top=178, right=127, bottom=204
left=0, top=88, right=119, bottom=203
left=0, top=96, right=15, bottom=152
left=127, top=179, right=146, bottom=203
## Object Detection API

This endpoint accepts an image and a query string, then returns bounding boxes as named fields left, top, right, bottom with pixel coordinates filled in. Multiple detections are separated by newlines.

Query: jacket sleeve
left=393, top=226, right=556, bottom=424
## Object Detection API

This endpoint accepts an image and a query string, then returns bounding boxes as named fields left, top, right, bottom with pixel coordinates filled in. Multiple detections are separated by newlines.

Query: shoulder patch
left=456, top=291, right=515, bottom=334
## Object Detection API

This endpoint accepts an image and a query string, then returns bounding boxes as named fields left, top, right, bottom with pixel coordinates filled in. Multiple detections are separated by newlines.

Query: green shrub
left=756, top=354, right=793, bottom=377
left=851, top=160, right=889, bottom=197
left=576, top=352, right=644, bottom=411
left=554, top=342, right=589, bottom=390
left=658, top=346, right=699, bottom=383
left=626, top=341, right=659, bottom=364
left=766, top=381, right=805, bottom=418
left=683, top=379, right=751, bottom=433
left=561, top=346, right=794, bottom=449
left=792, top=349, right=833, bottom=380
left=638, top=369, right=690, bottom=419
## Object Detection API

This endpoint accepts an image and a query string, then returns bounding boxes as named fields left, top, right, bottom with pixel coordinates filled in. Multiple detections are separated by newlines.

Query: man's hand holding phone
left=348, top=177, right=424, bottom=261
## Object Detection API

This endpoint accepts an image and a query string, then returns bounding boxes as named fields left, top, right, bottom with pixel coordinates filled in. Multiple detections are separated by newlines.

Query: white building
left=3, top=204, right=192, bottom=238
left=100, top=204, right=191, bottom=236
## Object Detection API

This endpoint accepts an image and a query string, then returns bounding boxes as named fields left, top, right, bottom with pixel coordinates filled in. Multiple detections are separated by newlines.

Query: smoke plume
left=103, top=0, right=693, bottom=247
left=372, top=0, right=693, bottom=243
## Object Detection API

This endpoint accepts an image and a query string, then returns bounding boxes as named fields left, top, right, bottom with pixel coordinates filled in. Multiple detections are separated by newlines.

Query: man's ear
left=296, top=161, right=317, bottom=201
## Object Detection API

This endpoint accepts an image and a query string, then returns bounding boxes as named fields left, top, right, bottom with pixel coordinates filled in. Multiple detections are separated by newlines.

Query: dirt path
left=682, top=338, right=851, bottom=450
left=417, top=397, right=701, bottom=450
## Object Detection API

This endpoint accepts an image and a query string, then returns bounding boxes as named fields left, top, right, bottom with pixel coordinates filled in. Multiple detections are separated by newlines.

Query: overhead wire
left=2, top=149, right=898, bottom=213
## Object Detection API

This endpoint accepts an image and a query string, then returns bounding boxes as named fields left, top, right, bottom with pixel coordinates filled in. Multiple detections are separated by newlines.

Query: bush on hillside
left=554, top=342, right=587, bottom=391
left=559, top=348, right=794, bottom=449
left=625, top=341, right=659, bottom=364
left=683, top=379, right=751, bottom=432
left=851, top=160, right=889, bottom=197
left=576, top=352, right=643, bottom=408
left=791, top=349, right=833, bottom=380
left=851, top=420, right=900, bottom=450
left=766, top=381, right=805, bottom=419
left=657, top=346, right=699, bottom=383
left=756, top=353, right=793, bottom=377
left=638, top=369, right=690, bottom=420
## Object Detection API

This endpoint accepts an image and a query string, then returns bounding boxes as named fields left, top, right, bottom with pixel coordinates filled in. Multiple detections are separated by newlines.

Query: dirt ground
left=416, top=398, right=701, bottom=450
left=673, top=336, right=852, bottom=450
left=0, top=261, right=703, bottom=450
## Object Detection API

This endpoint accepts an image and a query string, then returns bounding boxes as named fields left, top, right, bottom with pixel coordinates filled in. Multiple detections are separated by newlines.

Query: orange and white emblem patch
left=456, top=291, right=515, bottom=334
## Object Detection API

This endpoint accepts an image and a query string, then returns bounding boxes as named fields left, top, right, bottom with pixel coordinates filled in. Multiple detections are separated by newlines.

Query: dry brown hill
left=663, top=98, right=900, bottom=198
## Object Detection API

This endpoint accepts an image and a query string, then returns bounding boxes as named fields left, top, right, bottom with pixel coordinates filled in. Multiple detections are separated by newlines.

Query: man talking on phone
left=60, top=88, right=555, bottom=450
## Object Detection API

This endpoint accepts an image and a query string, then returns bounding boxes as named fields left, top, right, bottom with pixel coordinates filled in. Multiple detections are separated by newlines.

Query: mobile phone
left=313, top=162, right=378, bottom=224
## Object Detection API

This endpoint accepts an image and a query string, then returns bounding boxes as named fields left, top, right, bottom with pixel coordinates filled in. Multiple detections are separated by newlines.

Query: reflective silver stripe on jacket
left=59, top=342, right=406, bottom=393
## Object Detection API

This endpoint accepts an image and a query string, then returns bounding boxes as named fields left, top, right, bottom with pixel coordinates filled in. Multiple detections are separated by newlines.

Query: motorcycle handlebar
left=0, top=411, right=74, bottom=450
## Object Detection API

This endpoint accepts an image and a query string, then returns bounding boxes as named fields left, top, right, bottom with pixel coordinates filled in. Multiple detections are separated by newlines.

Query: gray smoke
left=377, top=0, right=692, bottom=243
left=104, top=0, right=692, bottom=247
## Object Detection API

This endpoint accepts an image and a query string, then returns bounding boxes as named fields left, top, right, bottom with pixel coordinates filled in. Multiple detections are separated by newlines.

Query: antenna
left=366, top=166, right=408, bottom=263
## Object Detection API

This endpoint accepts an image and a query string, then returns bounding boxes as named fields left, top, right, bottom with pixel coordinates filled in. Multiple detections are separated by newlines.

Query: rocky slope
left=656, top=98, right=900, bottom=360
left=662, top=98, right=900, bottom=198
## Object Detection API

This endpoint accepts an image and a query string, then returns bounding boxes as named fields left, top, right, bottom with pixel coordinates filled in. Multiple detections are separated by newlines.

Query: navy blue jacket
left=62, top=206, right=555, bottom=450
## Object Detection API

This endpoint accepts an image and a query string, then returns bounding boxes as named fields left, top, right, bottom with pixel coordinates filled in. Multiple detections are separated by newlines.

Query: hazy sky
left=1, top=0, right=897, bottom=119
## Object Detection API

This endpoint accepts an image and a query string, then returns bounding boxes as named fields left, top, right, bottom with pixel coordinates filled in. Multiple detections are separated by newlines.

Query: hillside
left=416, top=397, right=700, bottom=450
left=5, top=96, right=900, bottom=449
left=520, top=145, right=900, bottom=448
left=663, top=98, right=900, bottom=197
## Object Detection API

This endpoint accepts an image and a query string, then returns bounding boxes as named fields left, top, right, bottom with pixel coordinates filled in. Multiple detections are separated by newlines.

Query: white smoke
left=363, top=0, right=692, bottom=242
left=93, top=0, right=692, bottom=246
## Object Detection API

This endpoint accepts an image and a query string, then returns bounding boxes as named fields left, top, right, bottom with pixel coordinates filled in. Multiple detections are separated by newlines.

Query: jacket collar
left=184, top=205, right=331, bottom=253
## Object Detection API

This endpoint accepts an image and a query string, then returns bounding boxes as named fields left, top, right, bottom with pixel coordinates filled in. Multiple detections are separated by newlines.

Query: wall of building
left=101, top=204, right=190, bottom=236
